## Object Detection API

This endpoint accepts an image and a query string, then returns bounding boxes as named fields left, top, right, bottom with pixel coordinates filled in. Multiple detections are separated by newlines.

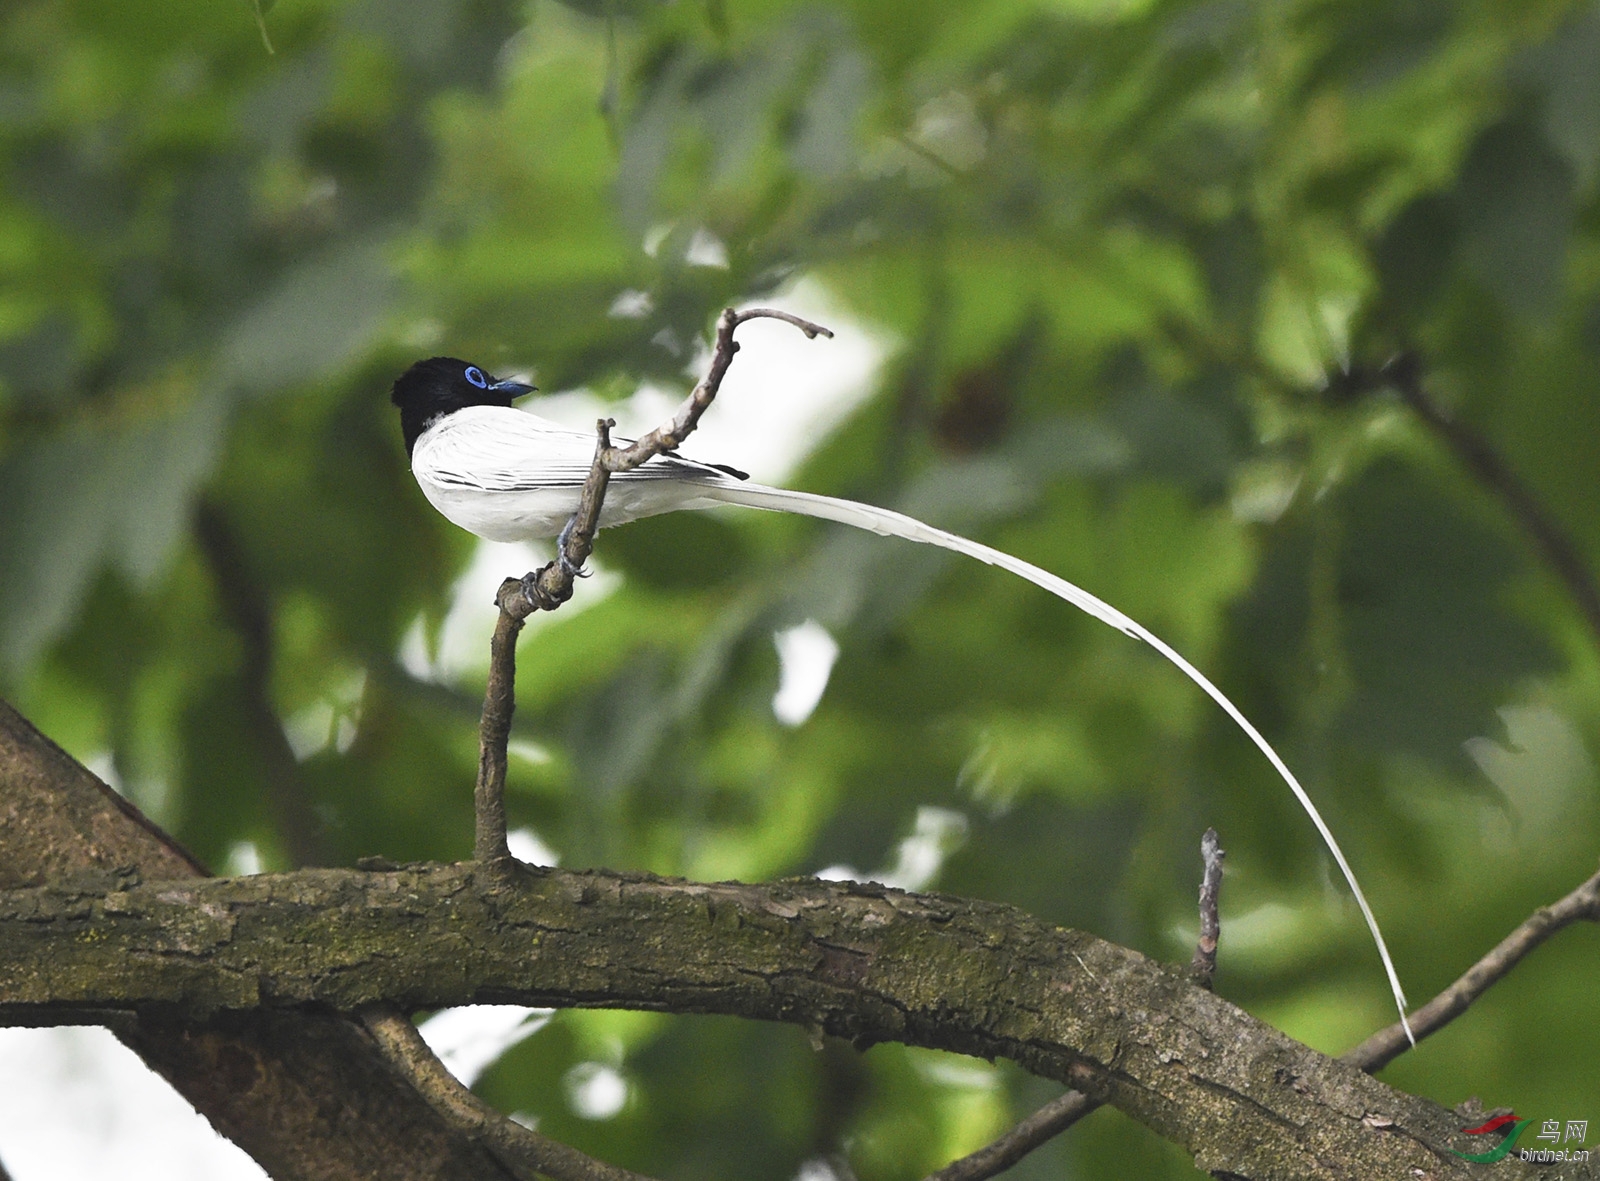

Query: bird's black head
left=391, top=356, right=535, bottom=456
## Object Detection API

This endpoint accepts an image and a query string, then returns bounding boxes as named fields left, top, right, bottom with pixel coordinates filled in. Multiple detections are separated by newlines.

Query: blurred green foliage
left=3, top=0, right=1600, bottom=1176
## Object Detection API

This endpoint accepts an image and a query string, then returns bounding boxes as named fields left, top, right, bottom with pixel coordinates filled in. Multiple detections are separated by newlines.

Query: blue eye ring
left=464, top=365, right=488, bottom=389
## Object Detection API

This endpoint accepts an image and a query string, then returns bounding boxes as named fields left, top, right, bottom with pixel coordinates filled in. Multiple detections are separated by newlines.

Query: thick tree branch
left=0, top=862, right=1585, bottom=1181
left=0, top=697, right=517, bottom=1181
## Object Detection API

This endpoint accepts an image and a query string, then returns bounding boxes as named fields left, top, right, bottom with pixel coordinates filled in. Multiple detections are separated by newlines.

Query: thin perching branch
left=470, top=307, right=831, bottom=864
left=1342, top=859, right=1600, bottom=1073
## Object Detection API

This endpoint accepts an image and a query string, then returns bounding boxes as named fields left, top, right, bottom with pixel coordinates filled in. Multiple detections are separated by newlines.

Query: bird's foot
left=554, top=519, right=591, bottom=582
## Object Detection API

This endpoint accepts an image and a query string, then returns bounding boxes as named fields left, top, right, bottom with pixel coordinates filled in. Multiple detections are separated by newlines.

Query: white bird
left=393, top=355, right=1412, bottom=1038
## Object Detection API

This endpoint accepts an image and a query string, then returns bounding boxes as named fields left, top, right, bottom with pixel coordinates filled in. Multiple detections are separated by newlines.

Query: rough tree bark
left=1, top=855, right=1592, bottom=1181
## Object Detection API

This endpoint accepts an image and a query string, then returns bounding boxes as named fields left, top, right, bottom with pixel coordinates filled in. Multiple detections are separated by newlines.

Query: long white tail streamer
left=711, top=480, right=1413, bottom=1040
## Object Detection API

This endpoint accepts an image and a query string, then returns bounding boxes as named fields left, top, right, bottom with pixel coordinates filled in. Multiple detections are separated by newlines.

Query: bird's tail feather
left=711, top=479, right=1413, bottom=1040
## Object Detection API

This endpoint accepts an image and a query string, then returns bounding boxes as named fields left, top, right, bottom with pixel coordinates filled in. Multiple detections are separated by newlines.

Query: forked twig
left=514, top=306, right=832, bottom=617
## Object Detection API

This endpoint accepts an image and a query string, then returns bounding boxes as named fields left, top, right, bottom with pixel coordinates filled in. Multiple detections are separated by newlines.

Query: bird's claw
left=554, top=519, right=590, bottom=581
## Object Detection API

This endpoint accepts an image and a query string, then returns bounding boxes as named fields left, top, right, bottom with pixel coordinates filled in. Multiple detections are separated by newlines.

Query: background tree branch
left=1380, top=353, right=1600, bottom=649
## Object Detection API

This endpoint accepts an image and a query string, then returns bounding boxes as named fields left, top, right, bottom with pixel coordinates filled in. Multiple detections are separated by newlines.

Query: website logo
left=1452, top=1114, right=1530, bottom=1163
left=1452, top=1114, right=1590, bottom=1164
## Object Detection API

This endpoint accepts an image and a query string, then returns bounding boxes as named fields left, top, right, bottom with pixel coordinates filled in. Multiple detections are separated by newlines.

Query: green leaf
left=0, top=389, right=228, bottom=674
left=217, top=236, right=397, bottom=397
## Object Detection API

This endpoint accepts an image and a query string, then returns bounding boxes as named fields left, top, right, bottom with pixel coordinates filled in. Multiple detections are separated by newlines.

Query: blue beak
left=490, top=379, right=536, bottom=397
